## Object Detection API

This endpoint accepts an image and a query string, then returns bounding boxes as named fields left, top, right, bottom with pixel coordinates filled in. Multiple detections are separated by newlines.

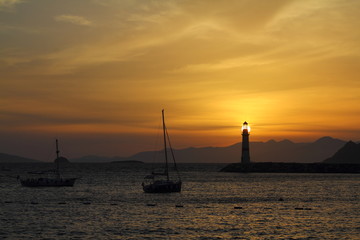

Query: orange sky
left=1, top=0, right=360, bottom=161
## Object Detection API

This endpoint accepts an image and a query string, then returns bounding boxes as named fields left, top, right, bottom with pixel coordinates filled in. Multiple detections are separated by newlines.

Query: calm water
left=1, top=162, right=359, bottom=239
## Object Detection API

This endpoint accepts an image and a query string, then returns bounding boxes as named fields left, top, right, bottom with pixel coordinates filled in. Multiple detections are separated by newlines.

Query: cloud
left=0, top=0, right=22, bottom=11
left=1, top=0, right=360, bottom=158
left=54, top=15, right=93, bottom=26
left=172, top=55, right=274, bottom=74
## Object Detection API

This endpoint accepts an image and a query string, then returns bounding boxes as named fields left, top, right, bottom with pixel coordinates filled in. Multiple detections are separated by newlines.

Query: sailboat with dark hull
left=142, top=110, right=182, bottom=193
left=20, top=139, right=77, bottom=187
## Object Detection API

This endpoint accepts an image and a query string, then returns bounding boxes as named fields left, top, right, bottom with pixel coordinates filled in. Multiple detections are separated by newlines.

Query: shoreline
left=220, top=162, right=360, bottom=173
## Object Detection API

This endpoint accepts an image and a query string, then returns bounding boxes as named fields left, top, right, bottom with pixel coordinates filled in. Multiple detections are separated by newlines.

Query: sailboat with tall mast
left=20, top=139, right=77, bottom=187
left=142, top=109, right=182, bottom=193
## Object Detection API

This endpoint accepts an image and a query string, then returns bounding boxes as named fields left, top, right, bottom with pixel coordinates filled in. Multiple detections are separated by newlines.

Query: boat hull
left=143, top=181, right=182, bottom=193
left=20, top=178, right=76, bottom=187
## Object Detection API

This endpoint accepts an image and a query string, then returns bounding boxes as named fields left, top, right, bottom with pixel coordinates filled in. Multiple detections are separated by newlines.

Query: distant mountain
left=111, top=160, right=144, bottom=164
left=71, top=155, right=136, bottom=163
left=126, top=136, right=347, bottom=163
left=263, top=136, right=347, bottom=163
left=69, top=136, right=348, bottom=163
left=0, top=153, right=39, bottom=163
left=323, top=141, right=360, bottom=164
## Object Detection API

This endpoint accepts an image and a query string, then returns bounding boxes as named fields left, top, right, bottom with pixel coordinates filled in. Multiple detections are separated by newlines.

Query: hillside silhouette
left=0, top=153, right=39, bottom=163
left=71, top=136, right=347, bottom=163
left=323, top=141, right=360, bottom=164
left=129, top=136, right=345, bottom=163
left=2, top=136, right=348, bottom=163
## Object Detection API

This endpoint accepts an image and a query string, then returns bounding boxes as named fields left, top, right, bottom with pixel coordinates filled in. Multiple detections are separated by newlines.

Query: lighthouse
left=241, top=121, right=250, bottom=164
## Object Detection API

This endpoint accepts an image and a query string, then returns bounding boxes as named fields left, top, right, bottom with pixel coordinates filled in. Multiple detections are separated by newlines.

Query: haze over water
left=1, top=163, right=359, bottom=239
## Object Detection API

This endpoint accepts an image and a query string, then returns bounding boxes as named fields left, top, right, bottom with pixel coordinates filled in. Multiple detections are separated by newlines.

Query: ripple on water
left=0, top=163, right=359, bottom=239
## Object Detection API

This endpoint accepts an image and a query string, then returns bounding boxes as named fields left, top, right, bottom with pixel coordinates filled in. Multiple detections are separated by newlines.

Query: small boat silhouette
left=20, top=139, right=77, bottom=187
left=142, top=110, right=182, bottom=193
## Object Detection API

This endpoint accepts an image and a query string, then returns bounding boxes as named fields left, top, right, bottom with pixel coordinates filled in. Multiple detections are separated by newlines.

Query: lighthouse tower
left=241, top=121, right=250, bottom=164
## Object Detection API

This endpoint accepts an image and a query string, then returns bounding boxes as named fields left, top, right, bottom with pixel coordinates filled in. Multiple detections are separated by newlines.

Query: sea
left=0, top=162, right=359, bottom=239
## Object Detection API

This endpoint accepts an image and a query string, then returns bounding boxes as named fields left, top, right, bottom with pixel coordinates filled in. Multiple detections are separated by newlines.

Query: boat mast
left=55, top=139, right=60, bottom=178
left=162, top=109, right=169, bottom=181
left=56, top=139, right=60, bottom=159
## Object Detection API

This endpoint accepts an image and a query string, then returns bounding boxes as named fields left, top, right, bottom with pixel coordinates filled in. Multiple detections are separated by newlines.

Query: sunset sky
left=1, top=0, right=360, bottom=161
